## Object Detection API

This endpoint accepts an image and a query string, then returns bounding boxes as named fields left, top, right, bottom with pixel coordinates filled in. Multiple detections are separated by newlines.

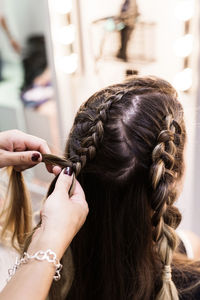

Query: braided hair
left=2, top=76, right=187, bottom=300
left=48, top=76, right=186, bottom=300
left=65, top=88, right=130, bottom=175
left=150, top=115, right=184, bottom=300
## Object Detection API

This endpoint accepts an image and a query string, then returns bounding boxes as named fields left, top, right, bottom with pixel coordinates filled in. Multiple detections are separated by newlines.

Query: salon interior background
left=0, top=0, right=200, bottom=234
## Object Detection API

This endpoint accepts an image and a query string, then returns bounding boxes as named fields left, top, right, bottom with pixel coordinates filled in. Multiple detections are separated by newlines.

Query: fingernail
left=64, top=167, right=73, bottom=176
left=31, top=153, right=40, bottom=162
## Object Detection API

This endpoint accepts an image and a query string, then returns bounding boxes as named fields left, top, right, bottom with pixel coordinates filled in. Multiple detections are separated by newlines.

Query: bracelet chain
left=8, top=249, right=62, bottom=282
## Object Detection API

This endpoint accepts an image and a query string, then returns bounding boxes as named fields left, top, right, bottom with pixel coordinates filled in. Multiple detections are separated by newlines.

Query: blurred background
left=0, top=0, right=199, bottom=234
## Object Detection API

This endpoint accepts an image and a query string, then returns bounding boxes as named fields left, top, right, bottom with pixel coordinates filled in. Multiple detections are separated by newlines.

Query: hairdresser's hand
left=30, top=167, right=89, bottom=259
left=0, top=129, right=59, bottom=173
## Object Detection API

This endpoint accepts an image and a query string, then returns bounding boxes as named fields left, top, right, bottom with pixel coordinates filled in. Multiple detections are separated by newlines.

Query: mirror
left=90, top=0, right=155, bottom=64
left=0, top=0, right=61, bottom=185
left=0, top=0, right=200, bottom=293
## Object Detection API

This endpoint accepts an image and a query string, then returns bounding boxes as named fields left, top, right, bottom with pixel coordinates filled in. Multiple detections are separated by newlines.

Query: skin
left=0, top=130, right=89, bottom=300
left=0, top=171, right=88, bottom=300
left=0, top=17, right=21, bottom=54
left=0, top=130, right=61, bottom=174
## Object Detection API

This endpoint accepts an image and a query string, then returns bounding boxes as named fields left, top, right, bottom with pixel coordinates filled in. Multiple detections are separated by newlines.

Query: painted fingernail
left=31, top=153, right=40, bottom=162
left=64, top=167, right=73, bottom=176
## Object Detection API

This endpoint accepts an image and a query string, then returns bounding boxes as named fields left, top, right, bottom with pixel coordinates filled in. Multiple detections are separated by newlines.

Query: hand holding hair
left=0, top=130, right=63, bottom=249
left=0, top=129, right=61, bottom=174
left=0, top=167, right=88, bottom=300
left=29, top=167, right=89, bottom=259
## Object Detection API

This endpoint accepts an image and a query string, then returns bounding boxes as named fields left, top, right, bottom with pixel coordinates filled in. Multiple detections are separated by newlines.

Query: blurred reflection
left=117, top=0, right=139, bottom=61
left=90, top=0, right=156, bottom=67
left=0, top=0, right=21, bottom=81
left=0, top=0, right=54, bottom=108
left=21, top=35, right=53, bottom=108
left=0, top=0, right=60, bottom=181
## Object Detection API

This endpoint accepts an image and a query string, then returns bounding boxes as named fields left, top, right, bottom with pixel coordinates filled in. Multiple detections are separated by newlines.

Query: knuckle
left=19, top=153, right=27, bottom=163
left=12, top=129, right=20, bottom=134
left=11, top=129, right=21, bottom=138
left=9, top=130, right=24, bottom=147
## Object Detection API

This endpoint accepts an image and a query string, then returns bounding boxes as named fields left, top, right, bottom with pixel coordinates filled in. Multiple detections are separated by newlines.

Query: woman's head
left=2, top=75, right=187, bottom=300
left=52, top=76, right=185, bottom=300
left=66, top=76, right=186, bottom=232
left=67, top=76, right=185, bottom=184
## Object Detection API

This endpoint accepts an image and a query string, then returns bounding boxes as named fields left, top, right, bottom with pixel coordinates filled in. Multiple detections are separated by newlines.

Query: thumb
left=4, top=150, right=42, bottom=167
left=54, top=167, right=74, bottom=194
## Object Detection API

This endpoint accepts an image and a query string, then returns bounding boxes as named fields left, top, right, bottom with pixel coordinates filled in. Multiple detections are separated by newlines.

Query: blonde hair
left=0, top=167, right=32, bottom=251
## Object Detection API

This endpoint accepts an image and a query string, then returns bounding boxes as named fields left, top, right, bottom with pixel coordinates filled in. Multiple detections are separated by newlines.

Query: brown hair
left=2, top=76, right=199, bottom=299
left=0, top=167, right=32, bottom=251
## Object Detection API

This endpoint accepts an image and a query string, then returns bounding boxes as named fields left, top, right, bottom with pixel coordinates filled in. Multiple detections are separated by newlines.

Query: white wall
left=0, top=0, right=47, bottom=61
left=71, top=0, right=199, bottom=231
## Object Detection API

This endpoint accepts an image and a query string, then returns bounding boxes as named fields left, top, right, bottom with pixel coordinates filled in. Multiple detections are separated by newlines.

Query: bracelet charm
left=8, top=249, right=62, bottom=281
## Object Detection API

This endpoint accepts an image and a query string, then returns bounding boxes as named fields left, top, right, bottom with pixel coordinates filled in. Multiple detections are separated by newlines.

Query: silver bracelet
left=8, top=249, right=63, bottom=282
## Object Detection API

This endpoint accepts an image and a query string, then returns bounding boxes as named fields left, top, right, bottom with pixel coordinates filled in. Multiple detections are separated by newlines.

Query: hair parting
left=3, top=76, right=200, bottom=300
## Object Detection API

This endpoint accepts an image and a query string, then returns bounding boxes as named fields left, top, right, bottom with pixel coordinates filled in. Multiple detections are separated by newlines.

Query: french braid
left=65, top=89, right=132, bottom=175
left=66, top=81, right=165, bottom=175
left=150, top=115, right=182, bottom=300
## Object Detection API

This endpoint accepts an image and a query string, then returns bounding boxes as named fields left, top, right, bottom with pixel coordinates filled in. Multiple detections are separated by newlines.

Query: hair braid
left=66, top=90, right=129, bottom=175
left=150, top=115, right=182, bottom=300
left=42, top=89, right=132, bottom=177
left=67, top=77, right=179, bottom=177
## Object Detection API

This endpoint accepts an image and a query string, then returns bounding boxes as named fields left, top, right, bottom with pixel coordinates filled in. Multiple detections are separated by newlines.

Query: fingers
left=44, top=164, right=62, bottom=175
left=71, top=180, right=86, bottom=203
left=0, top=149, right=42, bottom=169
left=0, top=130, right=63, bottom=173
left=0, top=130, right=51, bottom=154
left=52, top=168, right=88, bottom=213
left=52, top=165, right=62, bottom=176
left=22, top=134, right=51, bottom=155
left=17, top=132, right=59, bottom=174
left=54, top=167, right=74, bottom=194
left=54, top=168, right=87, bottom=205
